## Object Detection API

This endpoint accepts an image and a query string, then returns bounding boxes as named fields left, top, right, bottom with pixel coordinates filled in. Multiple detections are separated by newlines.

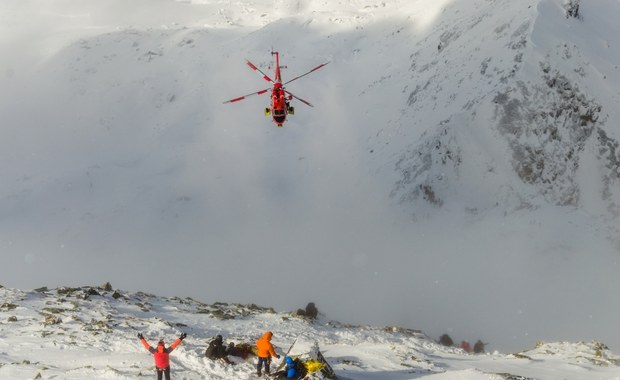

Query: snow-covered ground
left=1, top=0, right=620, bottom=357
left=1, top=285, right=620, bottom=379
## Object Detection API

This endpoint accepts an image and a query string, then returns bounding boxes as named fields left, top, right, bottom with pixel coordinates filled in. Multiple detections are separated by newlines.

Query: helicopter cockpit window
left=273, top=109, right=286, bottom=123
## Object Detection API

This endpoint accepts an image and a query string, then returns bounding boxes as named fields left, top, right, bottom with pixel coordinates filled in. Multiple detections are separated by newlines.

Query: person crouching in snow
left=256, top=331, right=280, bottom=377
left=273, top=356, right=300, bottom=379
left=205, top=334, right=235, bottom=365
left=138, top=332, right=186, bottom=380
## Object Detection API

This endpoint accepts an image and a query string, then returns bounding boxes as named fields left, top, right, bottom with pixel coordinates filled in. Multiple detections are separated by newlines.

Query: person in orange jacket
left=256, top=331, right=280, bottom=377
left=138, top=332, right=186, bottom=380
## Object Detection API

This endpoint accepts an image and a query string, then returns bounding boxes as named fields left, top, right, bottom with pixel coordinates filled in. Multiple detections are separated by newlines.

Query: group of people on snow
left=438, top=333, right=487, bottom=354
left=205, top=331, right=306, bottom=378
left=137, top=302, right=321, bottom=378
left=138, top=330, right=302, bottom=379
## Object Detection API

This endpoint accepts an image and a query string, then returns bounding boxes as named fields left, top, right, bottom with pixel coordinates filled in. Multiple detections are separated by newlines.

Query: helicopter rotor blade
left=284, top=90, right=314, bottom=107
left=223, top=88, right=270, bottom=104
left=246, top=60, right=275, bottom=83
left=283, top=61, right=330, bottom=85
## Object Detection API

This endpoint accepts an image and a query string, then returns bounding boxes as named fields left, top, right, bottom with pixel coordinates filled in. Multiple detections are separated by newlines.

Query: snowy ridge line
left=1, top=284, right=620, bottom=379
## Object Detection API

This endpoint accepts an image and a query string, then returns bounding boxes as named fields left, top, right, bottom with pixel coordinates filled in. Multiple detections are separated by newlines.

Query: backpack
left=294, top=358, right=308, bottom=378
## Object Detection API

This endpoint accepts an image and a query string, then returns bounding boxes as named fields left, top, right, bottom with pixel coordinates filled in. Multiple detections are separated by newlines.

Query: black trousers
left=257, top=357, right=271, bottom=374
left=156, top=366, right=171, bottom=380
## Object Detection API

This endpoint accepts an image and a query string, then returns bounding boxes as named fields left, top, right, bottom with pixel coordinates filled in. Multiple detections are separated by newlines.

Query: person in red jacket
left=256, top=331, right=280, bottom=377
left=459, top=340, right=472, bottom=353
left=138, top=332, right=186, bottom=380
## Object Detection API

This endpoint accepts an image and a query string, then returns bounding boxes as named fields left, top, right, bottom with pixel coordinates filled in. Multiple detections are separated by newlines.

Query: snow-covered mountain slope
left=1, top=284, right=620, bottom=380
left=388, top=0, right=620, bottom=217
left=1, top=0, right=619, bottom=354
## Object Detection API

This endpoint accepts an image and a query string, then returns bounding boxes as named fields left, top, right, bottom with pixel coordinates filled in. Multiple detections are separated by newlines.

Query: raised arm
left=167, top=332, right=187, bottom=353
left=138, top=333, right=155, bottom=354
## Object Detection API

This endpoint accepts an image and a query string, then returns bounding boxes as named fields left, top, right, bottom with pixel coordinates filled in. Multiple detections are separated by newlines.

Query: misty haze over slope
left=1, top=0, right=619, bottom=352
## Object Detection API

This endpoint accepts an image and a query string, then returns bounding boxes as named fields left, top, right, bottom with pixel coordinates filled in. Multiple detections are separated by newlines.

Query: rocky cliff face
left=390, top=0, right=620, bottom=217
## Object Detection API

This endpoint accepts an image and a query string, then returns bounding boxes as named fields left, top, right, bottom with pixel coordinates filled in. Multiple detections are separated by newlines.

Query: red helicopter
left=223, top=51, right=329, bottom=127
